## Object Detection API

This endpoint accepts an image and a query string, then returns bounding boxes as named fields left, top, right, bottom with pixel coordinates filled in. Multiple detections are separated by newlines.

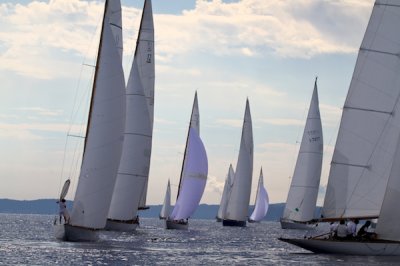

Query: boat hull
left=54, top=224, right=98, bottom=242
left=280, top=219, right=314, bottom=230
left=104, top=219, right=139, bottom=232
left=165, top=220, right=188, bottom=230
left=279, top=238, right=400, bottom=256
left=222, top=219, right=246, bottom=227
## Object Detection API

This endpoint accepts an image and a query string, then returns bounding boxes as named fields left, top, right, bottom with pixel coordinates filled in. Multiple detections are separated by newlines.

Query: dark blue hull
left=222, top=219, right=246, bottom=227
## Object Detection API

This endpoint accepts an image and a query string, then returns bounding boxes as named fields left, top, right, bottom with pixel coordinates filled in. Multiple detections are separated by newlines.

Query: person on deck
left=346, top=219, right=358, bottom=238
left=57, top=199, right=69, bottom=224
left=335, top=220, right=347, bottom=239
left=330, top=222, right=338, bottom=237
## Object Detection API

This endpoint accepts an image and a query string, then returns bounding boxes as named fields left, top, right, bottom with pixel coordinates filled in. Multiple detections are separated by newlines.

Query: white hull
left=280, top=238, right=400, bottom=256
left=54, top=224, right=98, bottom=242
left=165, top=219, right=188, bottom=230
left=104, top=219, right=139, bottom=232
left=280, top=219, right=315, bottom=230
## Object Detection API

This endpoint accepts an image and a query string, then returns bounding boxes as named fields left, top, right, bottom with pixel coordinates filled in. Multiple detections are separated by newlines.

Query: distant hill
left=0, top=199, right=320, bottom=221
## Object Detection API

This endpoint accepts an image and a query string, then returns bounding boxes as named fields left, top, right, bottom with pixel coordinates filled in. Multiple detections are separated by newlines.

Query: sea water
left=0, top=213, right=399, bottom=265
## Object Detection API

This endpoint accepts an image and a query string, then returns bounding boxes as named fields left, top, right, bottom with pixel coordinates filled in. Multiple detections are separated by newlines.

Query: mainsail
left=282, top=79, right=323, bottom=222
left=216, top=164, right=235, bottom=220
left=322, top=1, right=400, bottom=220
left=249, top=168, right=269, bottom=222
left=169, top=93, right=208, bottom=221
left=223, top=99, right=253, bottom=224
left=107, top=0, right=154, bottom=224
left=69, top=0, right=126, bottom=229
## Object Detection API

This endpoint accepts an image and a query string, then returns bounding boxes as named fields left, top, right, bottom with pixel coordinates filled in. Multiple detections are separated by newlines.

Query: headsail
left=283, top=79, right=323, bottom=222
left=59, top=179, right=71, bottom=200
left=160, top=180, right=171, bottom=219
left=217, top=164, right=235, bottom=220
left=249, top=168, right=269, bottom=222
left=322, top=1, right=400, bottom=220
left=107, top=0, right=154, bottom=223
left=224, top=99, right=254, bottom=223
left=169, top=92, right=207, bottom=220
left=69, top=0, right=126, bottom=230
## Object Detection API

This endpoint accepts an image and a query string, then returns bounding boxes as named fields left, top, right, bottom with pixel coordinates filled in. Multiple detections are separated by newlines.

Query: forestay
left=322, top=1, right=400, bottom=219
left=283, top=80, right=323, bottom=222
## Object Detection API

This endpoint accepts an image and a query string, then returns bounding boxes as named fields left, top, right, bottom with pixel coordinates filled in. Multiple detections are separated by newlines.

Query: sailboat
left=280, top=0, right=400, bottom=255
left=280, top=78, right=323, bottom=229
left=223, top=99, right=253, bottom=227
left=166, top=92, right=208, bottom=230
left=159, top=180, right=171, bottom=220
left=216, top=164, right=235, bottom=222
left=106, top=0, right=155, bottom=231
left=54, top=0, right=126, bottom=242
left=249, top=168, right=269, bottom=223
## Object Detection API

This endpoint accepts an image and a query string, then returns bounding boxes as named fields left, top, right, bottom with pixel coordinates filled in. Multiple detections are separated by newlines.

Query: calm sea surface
left=0, top=213, right=399, bottom=265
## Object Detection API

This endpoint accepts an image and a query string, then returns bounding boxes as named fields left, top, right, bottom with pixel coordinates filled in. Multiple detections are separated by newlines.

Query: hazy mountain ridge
left=0, top=199, right=291, bottom=221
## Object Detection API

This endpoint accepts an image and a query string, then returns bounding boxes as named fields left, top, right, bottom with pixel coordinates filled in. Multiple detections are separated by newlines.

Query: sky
left=0, top=0, right=375, bottom=205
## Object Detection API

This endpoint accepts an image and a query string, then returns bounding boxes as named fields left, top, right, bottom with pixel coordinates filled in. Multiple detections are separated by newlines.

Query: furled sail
left=224, top=99, right=253, bottom=223
left=69, top=4, right=126, bottom=229
left=107, top=0, right=154, bottom=223
left=249, top=168, right=269, bottom=222
left=322, top=1, right=400, bottom=219
left=283, top=79, right=323, bottom=222
left=217, top=164, right=235, bottom=220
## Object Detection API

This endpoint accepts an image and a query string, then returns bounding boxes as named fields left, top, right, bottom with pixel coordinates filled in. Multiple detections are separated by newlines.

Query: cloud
left=0, top=122, right=85, bottom=140
left=215, top=118, right=243, bottom=128
left=258, top=118, right=304, bottom=126
left=0, top=0, right=374, bottom=79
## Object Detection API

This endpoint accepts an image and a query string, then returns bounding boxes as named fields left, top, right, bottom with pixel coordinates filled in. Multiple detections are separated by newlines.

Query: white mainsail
left=249, top=168, right=269, bottom=222
left=223, top=99, right=253, bottom=224
left=216, top=164, right=235, bottom=220
left=68, top=1, right=126, bottom=230
left=282, top=79, right=323, bottom=222
left=322, top=1, right=400, bottom=220
left=169, top=93, right=208, bottom=221
left=375, top=133, right=400, bottom=241
left=160, top=180, right=171, bottom=219
left=107, top=0, right=154, bottom=225
left=105, top=0, right=123, bottom=61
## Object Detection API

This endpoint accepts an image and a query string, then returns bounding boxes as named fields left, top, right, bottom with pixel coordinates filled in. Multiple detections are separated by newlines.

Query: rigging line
left=375, top=3, right=400, bottom=8
left=343, top=105, right=392, bottom=115
left=360, top=47, right=400, bottom=57
left=331, top=161, right=370, bottom=169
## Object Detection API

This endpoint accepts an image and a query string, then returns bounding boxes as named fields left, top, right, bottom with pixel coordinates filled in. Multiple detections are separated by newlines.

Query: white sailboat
left=223, top=99, right=253, bottom=227
left=159, top=180, right=171, bottom=220
left=106, top=0, right=155, bottom=231
left=280, top=78, right=323, bottom=230
left=216, top=164, right=235, bottom=222
left=280, top=0, right=400, bottom=255
left=54, top=0, right=126, bottom=242
left=249, top=168, right=269, bottom=223
left=166, top=92, right=208, bottom=230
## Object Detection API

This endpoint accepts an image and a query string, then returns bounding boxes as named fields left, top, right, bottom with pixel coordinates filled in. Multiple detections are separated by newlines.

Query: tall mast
left=177, top=92, right=198, bottom=200
left=82, top=0, right=109, bottom=157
